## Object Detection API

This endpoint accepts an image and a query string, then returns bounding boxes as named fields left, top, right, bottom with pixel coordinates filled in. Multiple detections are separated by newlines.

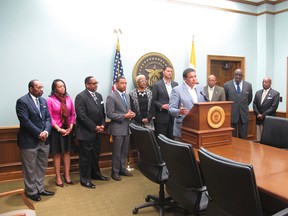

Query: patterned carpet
left=0, top=168, right=189, bottom=216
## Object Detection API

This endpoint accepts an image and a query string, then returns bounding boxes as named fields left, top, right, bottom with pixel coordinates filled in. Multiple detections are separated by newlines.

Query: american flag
left=112, top=38, right=124, bottom=91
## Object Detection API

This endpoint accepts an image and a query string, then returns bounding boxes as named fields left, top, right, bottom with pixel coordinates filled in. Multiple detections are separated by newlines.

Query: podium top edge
left=194, top=101, right=234, bottom=105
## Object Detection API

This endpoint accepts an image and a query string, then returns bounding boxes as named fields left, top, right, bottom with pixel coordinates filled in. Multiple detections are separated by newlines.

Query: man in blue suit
left=224, top=69, right=253, bottom=139
left=169, top=68, right=206, bottom=139
left=16, top=79, right=53, bottom=201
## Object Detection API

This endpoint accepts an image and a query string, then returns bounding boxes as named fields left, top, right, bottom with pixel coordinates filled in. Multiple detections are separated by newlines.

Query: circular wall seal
left=207, top=106, right=225, bottom=129
left=132, top=52, right=174, bottom=89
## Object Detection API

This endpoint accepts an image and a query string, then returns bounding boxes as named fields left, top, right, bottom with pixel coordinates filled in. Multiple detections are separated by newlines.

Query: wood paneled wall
left=0, top=111, right=286, bottom=182
left=0, top=123, right=138, bottom=182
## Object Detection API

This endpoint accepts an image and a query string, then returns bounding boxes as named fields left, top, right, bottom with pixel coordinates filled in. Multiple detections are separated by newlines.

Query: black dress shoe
left=63, top=175, right=74, bottom=185
left=111, top=174, right=121, bottom=181
left=26, top=193, right=41, bottom=201
left=80, top=181, right=96, bottom=189
left=92, top=175, right=110, bottom=181
left=119, top=171, right=133, bottom=176
left=39, top=190, right=55, bottom=196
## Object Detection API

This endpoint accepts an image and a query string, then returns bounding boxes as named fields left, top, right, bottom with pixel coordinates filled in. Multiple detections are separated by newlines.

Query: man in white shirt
left=253, top=77, right=280, bottom=141
left=203, top=74, right=226, bottom=101
left=169, top=68, right=206, bottom=138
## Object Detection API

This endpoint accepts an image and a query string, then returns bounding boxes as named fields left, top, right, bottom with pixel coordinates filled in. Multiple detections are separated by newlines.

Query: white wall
left=0, top=0, right=287, bottom=126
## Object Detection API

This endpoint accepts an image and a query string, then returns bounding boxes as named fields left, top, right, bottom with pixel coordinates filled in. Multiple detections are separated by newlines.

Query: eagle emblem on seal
left=132, top=52, right=174, bottom=89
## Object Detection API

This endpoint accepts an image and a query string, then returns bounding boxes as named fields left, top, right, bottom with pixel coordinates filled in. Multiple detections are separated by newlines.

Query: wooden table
left=194, top=137, right=288, bottom=204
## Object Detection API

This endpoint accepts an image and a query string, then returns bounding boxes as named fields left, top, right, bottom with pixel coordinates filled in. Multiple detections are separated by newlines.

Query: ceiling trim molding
left=227, top=0, right=286, bottom=6
left=163, top=0, right=288, bottom=16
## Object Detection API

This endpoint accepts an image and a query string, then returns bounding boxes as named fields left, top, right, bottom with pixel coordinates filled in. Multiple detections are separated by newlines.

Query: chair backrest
left=157, top=134, right=208, bottom=213
left=130, top=123, right=167, bottom=183
left=198, top=147, right=263, bottom=216
left=130, top=123, right=163, bottom=164
left=158, top=134, right=204, bottom=188
left=260, top=116, right=288, bottom=149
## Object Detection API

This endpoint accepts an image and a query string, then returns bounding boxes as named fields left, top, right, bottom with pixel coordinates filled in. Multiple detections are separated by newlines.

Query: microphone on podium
left=200, top=91, right=210, bottom=102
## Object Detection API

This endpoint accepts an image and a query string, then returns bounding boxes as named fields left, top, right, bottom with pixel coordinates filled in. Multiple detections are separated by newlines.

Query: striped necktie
left=35, top=98, right=42, bottom=117
left=121, top=93, right=127, bottom=109
left=91, top=92, right=97, bottom=102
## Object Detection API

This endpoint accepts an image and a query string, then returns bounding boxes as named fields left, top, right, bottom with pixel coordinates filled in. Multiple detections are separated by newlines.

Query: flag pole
left=111, top=29, right=133, bottom=172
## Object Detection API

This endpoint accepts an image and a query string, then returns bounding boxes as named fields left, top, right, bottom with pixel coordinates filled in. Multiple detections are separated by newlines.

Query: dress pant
left=231, top=122, right=248, bottom=139
left=20, top=141, right=50, bottom=195
left=91, top=134, right=102, bottom=178
left=111, top=135, right=130, bottom=175
left=79, top=138, right=101, bottom=183
left=256, top=124, right=264, bottom=142
left=154, top=117, right=174, bottom=140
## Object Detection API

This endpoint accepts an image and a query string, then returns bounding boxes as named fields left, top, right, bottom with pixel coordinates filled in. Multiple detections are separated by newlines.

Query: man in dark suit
left=75, top=76, right=109, bottom=189
left=152, top=66, right=178, bottom=140
left=203, top=74, right=226, bottom=101
left=224, top=68, right=253, bottom=139
left=16, top=79, right=54, bottom=202
left=253, top=77, right=280, bottom=141
left=106, top=77, right=135, bottom=181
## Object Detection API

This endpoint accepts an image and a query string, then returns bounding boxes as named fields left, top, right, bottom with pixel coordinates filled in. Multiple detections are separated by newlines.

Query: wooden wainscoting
left=246, top=111, right=286, bottom=141
left=247, top=111, right=256, bottom=140
left=0, top=123, right=138, bottom=182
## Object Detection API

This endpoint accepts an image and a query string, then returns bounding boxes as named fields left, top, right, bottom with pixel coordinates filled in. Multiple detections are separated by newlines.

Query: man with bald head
left=253, top=77, right=280, bottom=141
left=203, top=74, right=226, bottom=101
left=224, top=68, right=253, bottom=139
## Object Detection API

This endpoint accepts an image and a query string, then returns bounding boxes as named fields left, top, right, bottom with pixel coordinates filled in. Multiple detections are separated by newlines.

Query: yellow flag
left=190, top=40, right=196, bottom=69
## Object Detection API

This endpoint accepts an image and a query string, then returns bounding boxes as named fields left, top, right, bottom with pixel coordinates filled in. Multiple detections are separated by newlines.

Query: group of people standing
left=15, top=65, right=279, bottom=202
left=15, top=76, right=136, bottom=201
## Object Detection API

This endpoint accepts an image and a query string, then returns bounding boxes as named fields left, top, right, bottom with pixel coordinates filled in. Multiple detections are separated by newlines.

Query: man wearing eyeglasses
left=75, top=76, right=109, bottom=189
left=224, top=69, right=253, bottom=139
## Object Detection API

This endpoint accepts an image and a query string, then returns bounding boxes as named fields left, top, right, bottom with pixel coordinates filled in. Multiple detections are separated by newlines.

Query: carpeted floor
left=0, top=168, right=189, bottom=216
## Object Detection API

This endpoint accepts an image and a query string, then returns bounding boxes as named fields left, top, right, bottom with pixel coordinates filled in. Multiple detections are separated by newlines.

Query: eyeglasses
left=138, top=80, right=147, bottom=83
left=88, top=82, right=99, bottom=85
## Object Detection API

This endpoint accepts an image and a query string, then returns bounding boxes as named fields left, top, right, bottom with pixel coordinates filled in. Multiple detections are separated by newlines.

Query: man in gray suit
left=152, top=66, right=178, bottom=140
left=106, top=77, right=135, bottom=181
left=169, top=68, right=206, bottom=139
left=253, top=77, right=279, bottom=141
left=203, top=74, right=226, bottom=101
left=224, top=68, right=253, bottom=139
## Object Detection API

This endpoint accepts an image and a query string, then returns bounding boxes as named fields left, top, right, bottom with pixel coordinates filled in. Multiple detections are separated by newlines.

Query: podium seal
left=207, top=106, right=225, bottom=129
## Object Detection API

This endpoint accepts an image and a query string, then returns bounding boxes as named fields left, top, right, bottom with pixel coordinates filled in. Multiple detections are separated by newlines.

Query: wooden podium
left=181, top=101, right=234, bottom=148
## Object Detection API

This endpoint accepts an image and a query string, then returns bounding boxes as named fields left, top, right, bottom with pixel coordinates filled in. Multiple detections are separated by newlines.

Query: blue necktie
left=236, top=84, right=241, bottom=94
left=121, top=93, right=127, bottom=109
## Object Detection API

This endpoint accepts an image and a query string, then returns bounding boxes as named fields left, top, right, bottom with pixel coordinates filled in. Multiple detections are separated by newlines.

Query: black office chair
left=198, top=147, right=288, bottom=216
left=157, top=134, right=209, bottom=215
left=260, top=116, right=288, bottom=149
left=130, top=123, right=175, bottom=216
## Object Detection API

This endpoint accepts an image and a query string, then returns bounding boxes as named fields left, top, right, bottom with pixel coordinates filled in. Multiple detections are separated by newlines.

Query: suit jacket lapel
left=86, top=90, right=100, bottom=108
left=28, top=94, right=42, bottom=118
left=182, top=84, right=193, bottom=102
left=116, top=91, right=128, bottom=112
left=160, top=79, right=169, bottom=98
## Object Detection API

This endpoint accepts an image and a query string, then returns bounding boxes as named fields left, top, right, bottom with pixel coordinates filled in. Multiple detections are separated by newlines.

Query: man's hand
left=39, top=131, right=48, bottom=142
left=179, top=103, right=189, bottom=115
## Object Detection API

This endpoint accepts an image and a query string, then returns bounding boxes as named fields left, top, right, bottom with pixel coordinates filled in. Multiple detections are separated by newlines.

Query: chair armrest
left=0, top=189, right=35, bottom=210
left=272, top=207, right=288, bottom=216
